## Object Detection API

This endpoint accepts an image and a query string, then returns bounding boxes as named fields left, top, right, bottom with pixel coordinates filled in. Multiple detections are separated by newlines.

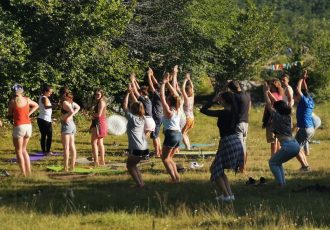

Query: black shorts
left=129, top=149, right=150, bottom=157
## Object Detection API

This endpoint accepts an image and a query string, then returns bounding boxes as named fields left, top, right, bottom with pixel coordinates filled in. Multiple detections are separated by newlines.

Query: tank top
left=162, top=110, right=181, bottom=131
left=38, top=95, right=52, bottom=122
left=183, top=97, right=194, bottom=118
left=13, top=97, right=31, bottom=126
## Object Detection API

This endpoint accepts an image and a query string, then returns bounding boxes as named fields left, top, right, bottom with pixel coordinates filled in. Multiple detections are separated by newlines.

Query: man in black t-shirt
left=227, top=80, right=251, bottom=172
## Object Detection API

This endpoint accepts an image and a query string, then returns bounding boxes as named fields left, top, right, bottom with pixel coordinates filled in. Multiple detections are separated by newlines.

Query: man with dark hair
left=227, top=80, right=251, bottom=172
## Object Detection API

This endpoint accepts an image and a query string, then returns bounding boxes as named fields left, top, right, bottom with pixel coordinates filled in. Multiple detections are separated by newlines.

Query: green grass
left=0, top=103, right=329, bottom=229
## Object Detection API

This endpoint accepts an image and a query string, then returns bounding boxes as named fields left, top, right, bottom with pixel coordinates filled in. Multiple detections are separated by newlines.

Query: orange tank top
left=13, top=97, right=31, bottom=126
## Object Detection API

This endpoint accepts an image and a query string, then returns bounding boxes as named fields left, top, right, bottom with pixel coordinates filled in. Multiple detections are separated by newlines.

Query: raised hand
left=163, top=72, right=170, bottom=83
left=130, top=73, right=136, bottom=82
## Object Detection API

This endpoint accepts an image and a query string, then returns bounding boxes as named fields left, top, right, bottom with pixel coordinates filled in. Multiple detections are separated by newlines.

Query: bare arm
left=130, top=73, right=141, bottom=98
left=122, top=91, right=130, bottom=112
left=263, top=83, right=274, bottom=113
left=93, top=100, right=106, bottom=118
left=147, top=68, right=156, bottom=92
left=41, top=97, right=52, bottom=109
left=28, top=98, right=39, bottom=116
left=160, top=74, right=172, bottom=117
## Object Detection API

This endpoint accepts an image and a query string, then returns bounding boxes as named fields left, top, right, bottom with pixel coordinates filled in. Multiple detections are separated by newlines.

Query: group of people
left=5, top=84, right=111, bottom=175
left=123, top=66, right=195, bottom=187
left=2, top=67, right=319, bottom=202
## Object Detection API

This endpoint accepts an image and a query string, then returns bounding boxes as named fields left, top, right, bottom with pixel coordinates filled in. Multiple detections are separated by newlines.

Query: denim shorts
left=151, top=117, right=162, bottom=139
left=163, top=129, right=182, bottom=148
left=295, top=127, right=315, bottom=147
left=61, top=120, right=76, bottom=135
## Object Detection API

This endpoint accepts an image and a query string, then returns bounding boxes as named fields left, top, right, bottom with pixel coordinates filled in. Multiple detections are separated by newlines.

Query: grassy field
left=0, top=103, right=329, bottom=230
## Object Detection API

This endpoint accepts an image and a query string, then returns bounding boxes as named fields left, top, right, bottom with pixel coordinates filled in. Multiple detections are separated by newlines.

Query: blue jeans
left=269, top=140, right=300, bottom=185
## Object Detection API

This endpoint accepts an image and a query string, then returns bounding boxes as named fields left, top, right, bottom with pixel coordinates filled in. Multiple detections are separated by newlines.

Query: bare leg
left=126, top=156, right=143, bottom=187
left=296, top=150, right=309, bottom=167
left=69, top=135, right=77, bottom=171
left=215, top=175, right=229, bottom=197
left=222, top=174, right=233, bottom=196
left=98, top=138, right=105, bottom=165
left=153, top=137, right=162, bottom=157
left=161, top=146, right=177, bottom=182
left=22, top=137, right=31, bottom=176
left=62, top=134, right=70, bottom=172
left=91, top=128, right=99, bottom=166
left=13, top=137, right=26, bottom=176
left=182, top=133, right=191, bottom=150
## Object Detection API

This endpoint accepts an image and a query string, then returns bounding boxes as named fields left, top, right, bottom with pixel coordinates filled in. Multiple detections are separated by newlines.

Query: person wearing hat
left=8, top=84, right=39, bottom=176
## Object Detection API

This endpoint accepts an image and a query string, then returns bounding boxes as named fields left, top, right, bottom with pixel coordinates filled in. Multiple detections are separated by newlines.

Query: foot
left=299, top=166, right=311, bottom=172
left=215, top=195, right=233, bottom=202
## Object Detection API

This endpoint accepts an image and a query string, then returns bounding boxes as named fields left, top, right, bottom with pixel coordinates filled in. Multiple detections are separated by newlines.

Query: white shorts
left=13, top=124, right=32, bottom=139
left=144, top=116, right=156, bottom=132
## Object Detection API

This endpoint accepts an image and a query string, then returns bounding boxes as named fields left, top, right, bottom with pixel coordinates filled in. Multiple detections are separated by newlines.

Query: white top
left=183, top=97, right=194, bottom=118
left=163, top=110, right=181, bottom=131
left=38, top=96, right=52, bottom=122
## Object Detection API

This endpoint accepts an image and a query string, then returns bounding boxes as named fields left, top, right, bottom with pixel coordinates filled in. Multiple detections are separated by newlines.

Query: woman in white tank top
left=37, top=85, right=53, bottom=154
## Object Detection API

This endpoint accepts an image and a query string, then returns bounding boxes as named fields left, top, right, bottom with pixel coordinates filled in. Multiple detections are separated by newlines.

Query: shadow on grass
left=0, top=170, right=329, bottom=227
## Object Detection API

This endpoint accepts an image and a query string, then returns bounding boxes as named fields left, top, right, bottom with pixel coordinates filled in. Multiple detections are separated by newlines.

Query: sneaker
left=215, top=195, right=232, bottom=202
left=230, top=195, right=235, bottom=201
left=299, top=166, right=311, bottom=172
left=189, top=162, right=204, bottom=169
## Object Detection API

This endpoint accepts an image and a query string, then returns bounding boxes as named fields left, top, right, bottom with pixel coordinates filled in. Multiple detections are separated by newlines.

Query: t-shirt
left=271, top=111, right=292, bottom=137
left=234, top=91, right=250, bottom=123
left=125, top=112, right=148, bottom=150
left=296, top=95, right=314, bottom=128
left=138, top=95, right=152, bottom=117
left=151, top=91, right=163, bottom=120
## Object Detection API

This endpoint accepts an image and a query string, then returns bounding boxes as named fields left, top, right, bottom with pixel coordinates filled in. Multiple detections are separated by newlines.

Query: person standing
left=200, top=91, right=244, bottom=201
left=8, top=84, right=39, bottom=176
left=227, top=80, right=251, bottom=172
left=37, top=85, right=53, bottom=155
left=130, top=73, right=156, bottom=137
left=181, top=73, right=195, bottom=150
left=281, top=74, right=294, bottom=107
left=160, top=73, right=182, bottom=183
left=147, top=68, right=163, bottom=157
left=91, top=89, right=108, bottom=166
left=60, top=90, right=80, bottom=172
left=262, top=79, right=284, bottom=156
left=295, top=70, right=314, bottom=171
left=122, top=85, right=149, bottom=188
left=263, top=83, right=300, bottom=187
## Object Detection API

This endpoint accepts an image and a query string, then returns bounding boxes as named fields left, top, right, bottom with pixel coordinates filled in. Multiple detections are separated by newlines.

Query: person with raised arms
left=8, top=84, right=39, bottom=176
left=122, top=84, right=149, bottom=188
left=147, top=68, right=163, bottom=157
left=263, top=82, right=300, bottom=187
left=160, top=73, right=182, bottom=183
left=295, top=70, right=314, bottom=171
left=181, top=73, right=195, bottom=150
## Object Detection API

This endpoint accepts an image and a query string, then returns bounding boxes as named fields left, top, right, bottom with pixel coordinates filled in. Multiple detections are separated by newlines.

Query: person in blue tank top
left=295, top=70, right=314, bottom=172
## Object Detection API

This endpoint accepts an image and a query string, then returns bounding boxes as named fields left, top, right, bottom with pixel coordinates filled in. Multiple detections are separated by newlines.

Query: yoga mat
left=179, top=143, right=216, bottom=149
left=8, top=155, right=46, bottom=162
left=32, top=152, right=63, bottom=156
left=46, top=166, right=125, bottom=174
